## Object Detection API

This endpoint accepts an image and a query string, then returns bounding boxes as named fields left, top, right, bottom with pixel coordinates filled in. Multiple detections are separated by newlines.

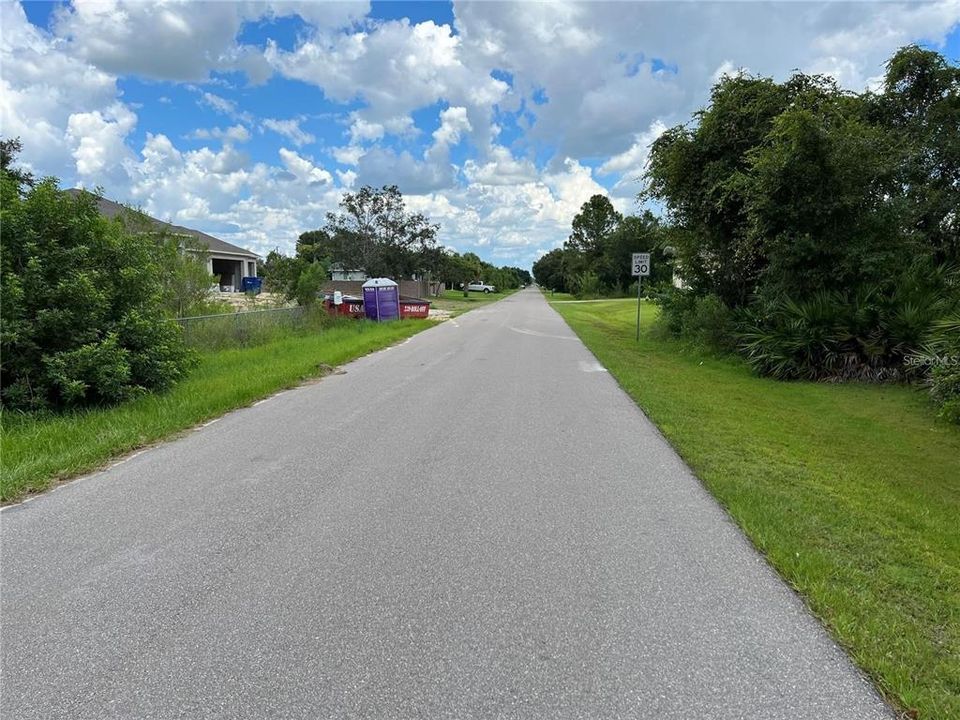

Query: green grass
left=552, top=299, right=960, bottom=720
left=542, top=291, right=577, bottom=301
left=1, top=319, right=430, bottom=503
left=430, top=288, right=518, bottom=315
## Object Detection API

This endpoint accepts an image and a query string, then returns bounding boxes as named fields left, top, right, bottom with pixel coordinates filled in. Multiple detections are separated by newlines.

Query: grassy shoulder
left=430, top=288, right=519, bottom=315
left=551, top=299, right=960, bottom=719
left=1, top=318, right=430, bottom=503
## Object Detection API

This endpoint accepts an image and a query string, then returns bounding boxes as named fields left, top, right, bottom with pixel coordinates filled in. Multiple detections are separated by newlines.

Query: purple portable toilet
left=362, top=278, right=400, bottom=321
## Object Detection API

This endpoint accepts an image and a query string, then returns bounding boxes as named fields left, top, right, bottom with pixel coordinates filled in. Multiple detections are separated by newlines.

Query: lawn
left=430, top=287, right=519, bottom=315
left=552, top=299, right=960, bottom=720
left=1, top=319, right=430, bottom=503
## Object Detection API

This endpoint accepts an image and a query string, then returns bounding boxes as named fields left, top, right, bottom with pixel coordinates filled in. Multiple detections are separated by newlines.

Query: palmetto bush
left=920, top=316, right=960, bottom=423
left=737, top=269, right=957, bottom=381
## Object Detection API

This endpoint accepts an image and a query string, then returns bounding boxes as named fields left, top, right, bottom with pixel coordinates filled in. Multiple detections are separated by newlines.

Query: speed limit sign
left=631, top=252, right=651, bottom=277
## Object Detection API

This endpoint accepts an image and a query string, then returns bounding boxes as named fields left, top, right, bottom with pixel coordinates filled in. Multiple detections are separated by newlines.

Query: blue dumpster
left=241, top=276, right=262, bottom=294
left=362, top=278, right=399, bottom=321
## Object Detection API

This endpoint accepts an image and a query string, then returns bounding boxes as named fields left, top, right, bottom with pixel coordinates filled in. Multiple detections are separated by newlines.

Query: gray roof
left=65, top=189, right=259, bottom=259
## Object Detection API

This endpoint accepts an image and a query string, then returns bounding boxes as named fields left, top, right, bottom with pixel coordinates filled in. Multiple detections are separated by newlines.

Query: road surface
left=1, top=288, right=892, bottom=719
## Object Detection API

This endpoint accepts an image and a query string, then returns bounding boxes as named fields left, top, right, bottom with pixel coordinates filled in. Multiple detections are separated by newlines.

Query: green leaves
left=0, top=175, right=191, bottom=411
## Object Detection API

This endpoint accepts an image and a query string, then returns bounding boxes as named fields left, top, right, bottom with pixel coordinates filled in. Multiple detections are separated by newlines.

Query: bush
left=573, top=271, right=603, bottom=299
left=923, top=317, right=960, bottom=423
left=653, top=288, right=735, bottom=352
left=1, top=179, right=192, bottom=411
left=737, top=274, right=956, bottom=381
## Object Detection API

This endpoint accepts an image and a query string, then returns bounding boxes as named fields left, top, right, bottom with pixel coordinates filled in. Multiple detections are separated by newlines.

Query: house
left=329, top=262, right=368, bottom=281
left=66, top=190, right=260, bottom=292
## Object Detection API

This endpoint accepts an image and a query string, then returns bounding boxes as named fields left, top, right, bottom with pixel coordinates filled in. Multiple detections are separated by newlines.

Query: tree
left=291, top=262, right=327, bottom=307
left=323, top=185, right=439, bottom=279
left=296, top=229, right=339, bottom=265
left=564, top=195, right=622, bottom=288
left=0, top=137, right=34, bottom=192
left=1, top=177, right=191, bottom=411
left=602, top=212, right=671, bottom=290
left=260, top=250, right=327, bottom=306
left=155, top=234, right=217, bottom=317
left=532, top=248, right=571, bottom=292
left=643, top=73, right=793, bottom=306
left=566, top=195, right=622, bottom=259
left=743, top=105, right=902, bottom=298
left=876, top=45, right=960, bottom=265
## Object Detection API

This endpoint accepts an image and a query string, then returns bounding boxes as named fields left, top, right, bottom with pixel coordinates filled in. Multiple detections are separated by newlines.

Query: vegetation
left=177, top=306, right=329, bottom=351
left=1, top=318, right=429, bottom=503
left=643, top=47, right=959, bottom=416
left=533, top=197, right=671, bottom=297
left=263, top=185, right=530, bottom=300
left=1, top=166, right=192, bottom=411
left=553, top=299, right=960, bottom=719
left=535, top=47, right=959, bottom=418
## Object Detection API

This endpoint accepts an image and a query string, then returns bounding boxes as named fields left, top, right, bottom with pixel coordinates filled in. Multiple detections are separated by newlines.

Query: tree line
left=261, top=184, right=530, bottom=302
left=535, top=46, right=959, bottom=422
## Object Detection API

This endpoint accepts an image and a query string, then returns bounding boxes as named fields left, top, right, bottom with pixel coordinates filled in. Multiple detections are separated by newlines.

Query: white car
left=466, top=281, right=496, bottom=293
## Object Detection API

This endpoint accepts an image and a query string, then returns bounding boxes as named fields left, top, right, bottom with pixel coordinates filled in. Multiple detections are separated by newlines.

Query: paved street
left=1, top=288, right=892, bottom=719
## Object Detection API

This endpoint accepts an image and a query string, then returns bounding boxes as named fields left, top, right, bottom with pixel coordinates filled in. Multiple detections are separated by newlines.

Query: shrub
left=573, top=271, right=603, bottom=299
left=0, top=178, right=192, bottom=411
left=653, top=288, right=735, bottom=352
left=737, top=273, right=957, bottom=381
left=923, top=317, right=960, bottom=423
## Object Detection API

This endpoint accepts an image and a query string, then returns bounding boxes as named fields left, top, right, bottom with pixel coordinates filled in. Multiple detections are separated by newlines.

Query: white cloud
left=278, top=148, right=333, bottom=186
left=348, top=116, right=385, bottom=143
left=50, top=0, right=371, bottom=83
left=5, top=0, right=960, bottom=272
left=266, top=17, right=509, bottom=147
left=66, top=102, right=137, bottom=177
left=262, top=118, right=315, bottom=147
left=189, top=125, right=251, bottom=143
left=355, top=147, right=454, bottom=194
left=432, top=106, right=472, bottom=148
left=331, top=145, right=365, bottom=166
left=463, top=146, right=537, bottom=186
left=0, top=2, right=119, bottom=178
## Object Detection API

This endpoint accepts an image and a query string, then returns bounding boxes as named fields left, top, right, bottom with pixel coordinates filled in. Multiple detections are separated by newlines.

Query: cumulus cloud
left=262, top=118, right=315, bottom=147
left=189, top=125, right=252, bottom=143
left=463, top=146, right=538, bottom=186
left=5, top=0, right=960, bottom=270
left=50, top=0, right=371, bottom=83
left=66, top=103, right=137, bottom=177
left=278, top=148, right=333, bottom=186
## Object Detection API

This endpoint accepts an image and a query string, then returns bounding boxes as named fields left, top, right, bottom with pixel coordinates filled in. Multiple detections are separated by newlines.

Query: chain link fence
left=177, top=306, right=310, bottom=350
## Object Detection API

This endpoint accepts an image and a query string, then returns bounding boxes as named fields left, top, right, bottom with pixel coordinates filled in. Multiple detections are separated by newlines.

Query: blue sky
left=4, top=1, right=959, bottom=269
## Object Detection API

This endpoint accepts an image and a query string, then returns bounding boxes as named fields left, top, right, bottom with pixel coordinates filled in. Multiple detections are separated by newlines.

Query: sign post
left=631, top=252, right=651, bottom=341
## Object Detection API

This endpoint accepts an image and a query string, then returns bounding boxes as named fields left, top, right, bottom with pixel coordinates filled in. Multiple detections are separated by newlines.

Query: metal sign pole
left=636, top=276, right=642, bottom=341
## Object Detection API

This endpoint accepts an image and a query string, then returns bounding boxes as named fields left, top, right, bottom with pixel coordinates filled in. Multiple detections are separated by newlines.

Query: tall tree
left=566, top=195, right=622, bottom=259
left=323, top=185, right=439, bottom=279
left=643, top=74, right=792, bottom=306
left=877, top=45, right=960, bottom=264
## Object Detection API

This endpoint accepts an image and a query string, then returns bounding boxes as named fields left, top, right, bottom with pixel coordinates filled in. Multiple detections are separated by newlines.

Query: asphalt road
left=1, top=288, right=893, bottom=719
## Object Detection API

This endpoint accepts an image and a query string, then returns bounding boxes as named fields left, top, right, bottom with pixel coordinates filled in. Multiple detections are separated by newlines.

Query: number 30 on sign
left=632, top=253, right=651, bottom=277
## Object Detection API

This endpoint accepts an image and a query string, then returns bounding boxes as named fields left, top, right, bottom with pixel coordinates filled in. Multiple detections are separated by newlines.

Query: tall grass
left=177, top=305, right=322, bottom=350
left=1, top=318, right=429, bottom=502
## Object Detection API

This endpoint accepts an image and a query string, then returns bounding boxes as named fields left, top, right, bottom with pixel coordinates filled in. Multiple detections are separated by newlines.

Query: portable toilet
left=362, top=278, right=400, bottom=321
